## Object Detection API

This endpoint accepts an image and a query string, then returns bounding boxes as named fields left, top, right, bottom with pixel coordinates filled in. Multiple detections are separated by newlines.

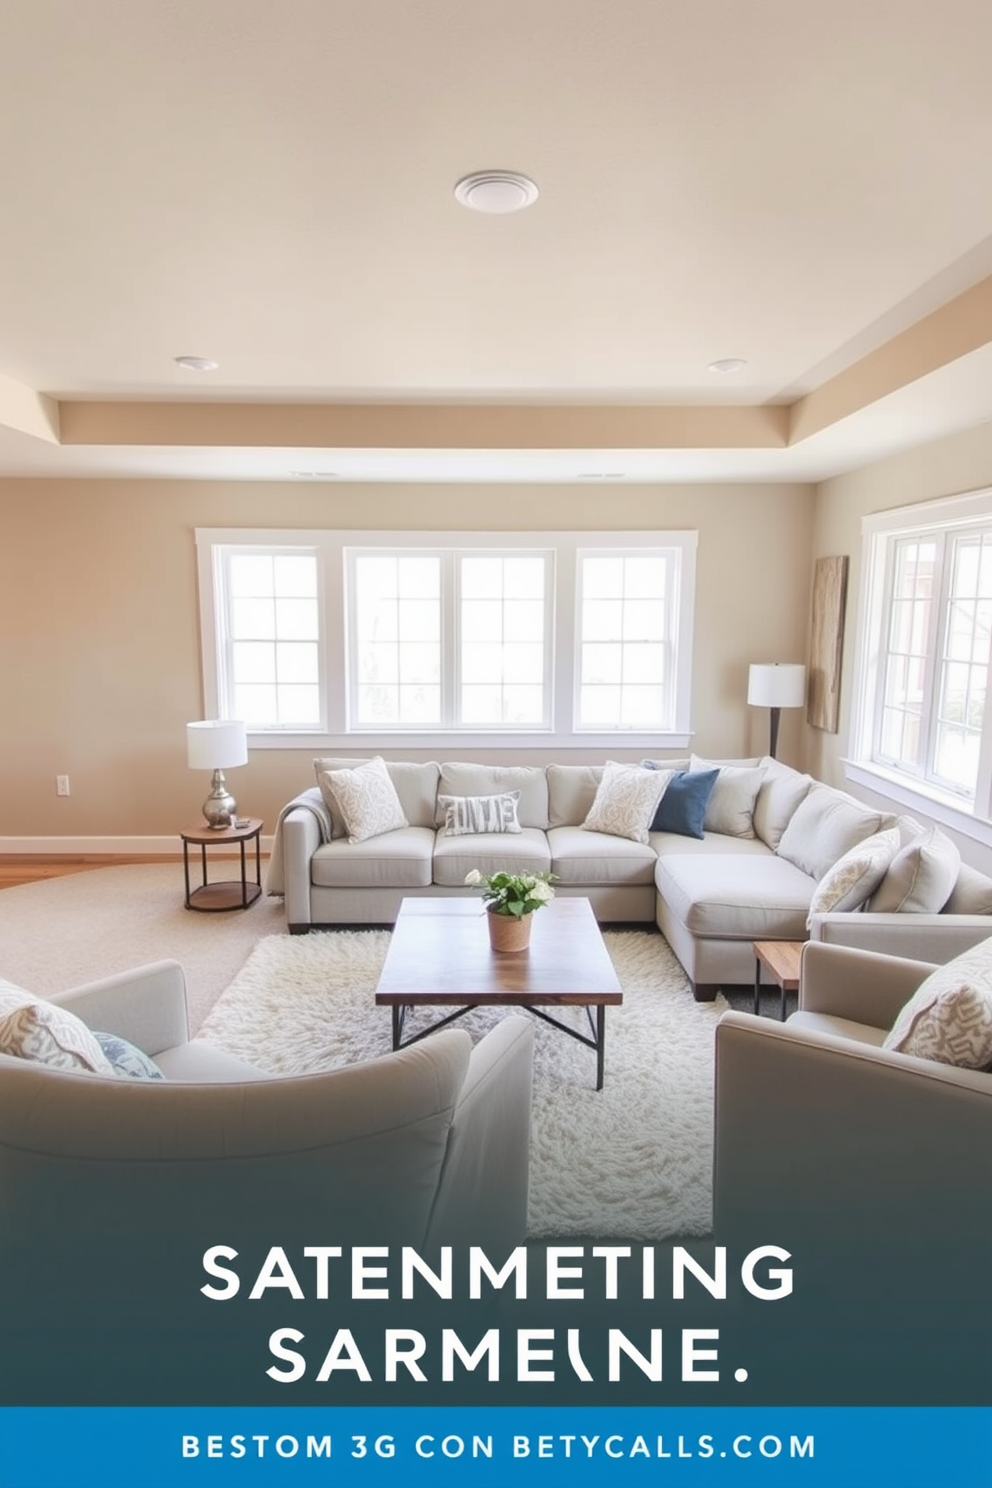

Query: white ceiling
left=2, top=0, right=992, bottom=482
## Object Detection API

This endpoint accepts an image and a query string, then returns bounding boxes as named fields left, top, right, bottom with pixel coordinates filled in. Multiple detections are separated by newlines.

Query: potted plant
left=464, top=868, right=556, bottom=952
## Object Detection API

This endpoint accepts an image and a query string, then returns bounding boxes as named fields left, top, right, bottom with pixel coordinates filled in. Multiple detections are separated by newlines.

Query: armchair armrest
left=713, top=1010, right=992, bottom=1246
left=426, top=1015, right=534, bottom=1251
left=799, top=941, right=935, bottom=1028
left=809, top=910, right=992, bottom=963
left=51, top=960, right=189, bottom=1055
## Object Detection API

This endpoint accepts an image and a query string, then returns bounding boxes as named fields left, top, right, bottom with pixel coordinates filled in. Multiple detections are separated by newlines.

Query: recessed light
left=454, top=171, right=539, bottom=214
left=707, top=358, right=748, bottom=374
left=174, top=355, right=219, bottom=372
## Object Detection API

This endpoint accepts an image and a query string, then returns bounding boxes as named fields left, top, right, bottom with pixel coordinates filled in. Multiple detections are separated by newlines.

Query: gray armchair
left=0, top=960, right=534, bottom=1256
left=713, top=941, right=992, bottom=1245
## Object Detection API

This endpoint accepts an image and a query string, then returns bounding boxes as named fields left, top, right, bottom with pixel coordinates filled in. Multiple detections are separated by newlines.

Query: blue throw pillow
left=648, top=767, right=720, bottom=838
left=92, top=1030, right=166, bottom=1081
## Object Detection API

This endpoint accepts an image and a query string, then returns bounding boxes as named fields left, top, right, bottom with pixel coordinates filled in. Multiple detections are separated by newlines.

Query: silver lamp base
left=202, top=769, right=237, bottom=829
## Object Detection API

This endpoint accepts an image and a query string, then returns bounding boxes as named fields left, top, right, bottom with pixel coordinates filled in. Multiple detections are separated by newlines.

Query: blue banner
left=1, top=1406, right=990, bottom=1487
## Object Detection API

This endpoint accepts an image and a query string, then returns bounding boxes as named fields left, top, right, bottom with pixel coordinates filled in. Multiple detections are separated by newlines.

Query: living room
left=2, top=3, right=992, bottom=1462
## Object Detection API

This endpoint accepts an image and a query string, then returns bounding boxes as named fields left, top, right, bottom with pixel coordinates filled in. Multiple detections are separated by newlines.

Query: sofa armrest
left=51, top=961, right=189, bottom=1055
left=713, top=1010, right=992, bottom=1245
left=799, top=941, right=935, bottom=1027
left=426, top=1014, right=534, bottom=1251
left=282, top=806, right=321, bottom=927
left=809, top=910, right=992, bottom=963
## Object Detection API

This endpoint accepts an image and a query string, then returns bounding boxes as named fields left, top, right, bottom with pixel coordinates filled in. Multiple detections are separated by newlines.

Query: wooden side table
left=181, top=819, right=263, bottom=912
left=752, top=939, right=804, bottom=1020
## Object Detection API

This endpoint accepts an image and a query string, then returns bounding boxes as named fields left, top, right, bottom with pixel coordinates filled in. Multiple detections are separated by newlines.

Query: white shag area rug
left=196, top=929, right=728, bottom=1241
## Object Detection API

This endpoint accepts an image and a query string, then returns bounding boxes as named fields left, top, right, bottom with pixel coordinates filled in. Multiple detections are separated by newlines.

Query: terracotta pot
left=487, top=907, right=532, bottom=952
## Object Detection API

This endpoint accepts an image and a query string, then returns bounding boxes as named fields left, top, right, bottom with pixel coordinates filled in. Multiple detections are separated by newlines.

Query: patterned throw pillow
left=322, top=756, right=409, bottom=844
left=0, top=982, right=114, bottom=1074
left=439, top=791, right=522, bottom=836
left=883, top=935, right=992, bottom=1069
left=582, top=762, right=672, bottom=845
left=92, top=1030, right=166, bottom=1081
left=806, top=828, right=900, bottom=928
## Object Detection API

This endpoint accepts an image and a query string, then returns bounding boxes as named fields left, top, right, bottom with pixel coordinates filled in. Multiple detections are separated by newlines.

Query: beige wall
left=0, top=478, right=813, bottom=840
left=807, top=419, right=992, bottom=870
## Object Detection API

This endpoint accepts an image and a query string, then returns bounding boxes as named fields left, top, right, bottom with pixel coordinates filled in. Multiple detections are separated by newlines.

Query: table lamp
left=747, top=663, right=806, bottom=759
left=187, top=719, right=248, bottom=828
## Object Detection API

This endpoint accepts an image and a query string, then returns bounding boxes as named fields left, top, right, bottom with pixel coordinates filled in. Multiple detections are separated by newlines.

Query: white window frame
left=847, top=488, right=992, bottom=845
left=196, top=528, right=696, bottom=751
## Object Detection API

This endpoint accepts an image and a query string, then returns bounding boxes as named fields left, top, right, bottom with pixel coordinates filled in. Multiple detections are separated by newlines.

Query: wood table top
left=375, top=896, right=623, bottom=1006
left=752, top=939, right=804, bottom=989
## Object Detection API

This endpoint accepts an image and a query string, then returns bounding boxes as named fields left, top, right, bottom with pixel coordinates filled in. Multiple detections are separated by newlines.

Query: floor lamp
left=747, top=663, right=806, bottom=759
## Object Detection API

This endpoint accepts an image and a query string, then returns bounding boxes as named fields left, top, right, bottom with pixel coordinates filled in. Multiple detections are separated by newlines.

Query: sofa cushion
left=868, top=825, right=961, bottom=914
left=650, top=829, right=773, bottom=859
left=883, top=935, right=992, bottom=1069
left=583, top=762, right=671, bottom=845
left=432, top=827, right=551, bottom=886
left=944, top=862, right=992, bottom=916
left=752, top=758, right=814, bottom=851
left=315, top=758, right=439, bottom=834
left=0, top=982, right=115, bottom=1074
left=690, top=756, right=765, bottom=839
left=311, top=827, right=435, bottom=888
left=439, top=791, right=522, bottom=836
left=655, top=853, right=815, bottom=940
left=547, top=763, right=604, bottom=828
left=548, top=825, right=657, bottom=886
left=806, top=827, right=900, bottom=926
left=435, top=763, right=549, bottom=830
left=776, top=785, right=888, bottom=882
left=646, top=766, right=719, bottom=838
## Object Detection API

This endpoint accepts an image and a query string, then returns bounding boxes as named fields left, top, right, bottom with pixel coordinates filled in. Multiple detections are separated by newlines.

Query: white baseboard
left=0, top=836, right=275, bottom=855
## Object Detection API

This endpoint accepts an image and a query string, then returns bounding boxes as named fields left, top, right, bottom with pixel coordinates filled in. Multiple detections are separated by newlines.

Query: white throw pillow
left=0, top=982, right=115, bottom=1074
left=752, top=758, right=814, bottom=850
left=776, top=785, right=887, bottom=883
left=868, top=826, right=961, bottom=914
left=322, top=756, right=409, bottom=844
left=582, top=762, right=672, bottom=845
left=690, top=755, right=765, bottom=839
left=806, top=828, right=900, bottom=928
left=439, top=791, right=522, bottom=836
left=883, top=935, right=992, bottom=1069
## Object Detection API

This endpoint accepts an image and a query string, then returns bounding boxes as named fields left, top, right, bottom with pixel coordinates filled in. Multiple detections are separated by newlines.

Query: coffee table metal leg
left=596, top=1005, right=606, bottom=1091
left=754, top=958, right=761, bottom=1017
left=392, top=1004, right=405, bottom=1050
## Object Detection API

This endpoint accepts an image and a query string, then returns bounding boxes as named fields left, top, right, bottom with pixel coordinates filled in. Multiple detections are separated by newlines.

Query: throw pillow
left=883, top=935, right=992, bottom=1068
left=690, top=755, right=765, bottom=839
left=806, top=827, right=900, bottom=928
left=868, top=826, right=961, bottom=914
left=582, top=762, right=672, bottom=845
left=322, top=756, right=408, bottom=844
left=945, top=863, right=992, bottom=916
left=92, top=1030, right=166, bottom=1080
left=0, top=983, right=115, bottom=1074
left=752, top=759, right=814, bottom=851
left=645, top=766, right=719, bottom=838
left=776, top=785, right=887, bottom=883
left=439, top=791, right=522, bottom=836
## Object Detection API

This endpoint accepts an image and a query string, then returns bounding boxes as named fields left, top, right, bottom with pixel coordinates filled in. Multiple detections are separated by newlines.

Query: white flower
left=464, top=869, right=482, bottom=885
left=530, top=879, right=554, bottom=903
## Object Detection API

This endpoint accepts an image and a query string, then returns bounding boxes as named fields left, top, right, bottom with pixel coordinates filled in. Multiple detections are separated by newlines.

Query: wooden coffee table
left=375, top=897, right=623, bottom=1089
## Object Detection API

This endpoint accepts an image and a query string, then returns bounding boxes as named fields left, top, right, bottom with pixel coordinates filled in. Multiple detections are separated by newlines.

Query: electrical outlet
left=56, top=774, right=70, bottom=796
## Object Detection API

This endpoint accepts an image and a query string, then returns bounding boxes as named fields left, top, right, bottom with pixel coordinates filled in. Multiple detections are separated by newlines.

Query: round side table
left=181, top=818, right=263, bottom=912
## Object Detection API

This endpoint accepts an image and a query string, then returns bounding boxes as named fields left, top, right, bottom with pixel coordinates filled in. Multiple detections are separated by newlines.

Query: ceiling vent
left=454, top=171, right=539, bottom=214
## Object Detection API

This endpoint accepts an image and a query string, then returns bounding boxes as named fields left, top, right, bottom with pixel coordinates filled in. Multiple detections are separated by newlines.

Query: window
left=850, top=490, right=992, bottom=830
left=196, top=528, right=696, bottom=749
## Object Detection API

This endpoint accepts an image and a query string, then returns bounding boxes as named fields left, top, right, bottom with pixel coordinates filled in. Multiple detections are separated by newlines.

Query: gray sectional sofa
left=268, top=755, right=992, bottom=999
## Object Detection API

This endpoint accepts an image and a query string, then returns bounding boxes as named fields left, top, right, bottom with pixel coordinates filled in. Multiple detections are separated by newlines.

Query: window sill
left=247, top=730, right=695, bottom=753
left=842, top=759, right=992, bottom=850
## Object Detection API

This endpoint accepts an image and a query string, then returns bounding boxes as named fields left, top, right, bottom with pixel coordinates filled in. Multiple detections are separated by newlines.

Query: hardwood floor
left=0, top=855, right=182, bottom=889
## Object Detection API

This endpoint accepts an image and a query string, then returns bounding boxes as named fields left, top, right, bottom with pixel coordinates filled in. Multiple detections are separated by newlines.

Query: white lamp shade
left=747, top=663, right=806, bottom=709
left=187, top=719, right=248, bottom=771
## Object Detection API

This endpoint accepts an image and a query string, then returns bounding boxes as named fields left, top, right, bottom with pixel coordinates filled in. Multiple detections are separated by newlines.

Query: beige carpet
left=0, top=864, right=286, bottom=1032
left=197, top=928, right=729, bottom=1240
